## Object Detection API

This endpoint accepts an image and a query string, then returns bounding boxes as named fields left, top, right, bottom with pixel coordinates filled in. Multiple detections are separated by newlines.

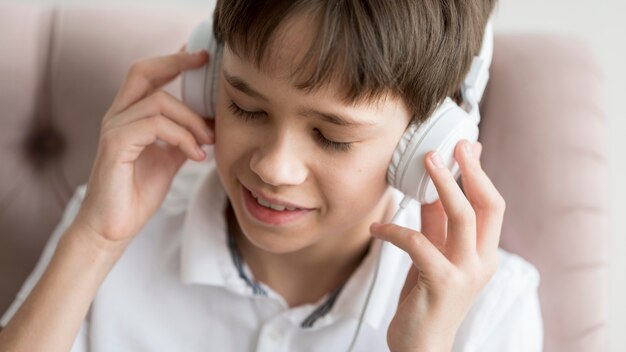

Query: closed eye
left=312, top=128, right=352, bottom=152
left=228, top=101, right=264, bottom=121
left=227, top=101, right=353, bottom=153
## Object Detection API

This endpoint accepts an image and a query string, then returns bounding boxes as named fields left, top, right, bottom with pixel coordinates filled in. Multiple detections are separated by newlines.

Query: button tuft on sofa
left=24, top=123, right=66, bottom=166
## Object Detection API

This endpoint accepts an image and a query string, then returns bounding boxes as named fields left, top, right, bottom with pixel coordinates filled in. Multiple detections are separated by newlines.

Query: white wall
left=4, top=0, right=626, bottom=350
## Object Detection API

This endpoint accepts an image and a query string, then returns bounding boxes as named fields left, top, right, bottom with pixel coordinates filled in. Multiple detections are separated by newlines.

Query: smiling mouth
left=249, top=190, right=302, bottom=211
left=241, top=184, right=313, bottom=226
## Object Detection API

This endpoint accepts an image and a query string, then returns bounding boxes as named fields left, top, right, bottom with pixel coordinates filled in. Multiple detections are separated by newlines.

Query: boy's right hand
left=72, top=48, right=214, bottom=248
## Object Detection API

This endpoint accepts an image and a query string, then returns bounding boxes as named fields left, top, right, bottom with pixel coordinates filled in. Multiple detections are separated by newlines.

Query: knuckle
left=151, top=114, right=168, bottom=128
left=128, top=60, right=145, bottom=78
left=99, top=130, right=123, bottom=155
left=100, top=129, right=119, bottom=145
left=453, top=206, right=476, bottom=226
left=406, top=231, right=424, bottom=251
left=152, top=115, right=175, bottom=138
left=148, top=91, right=169, bottom=114
left=175, top=122, right=196, bottom=144
left=488, top=194, right=506, bottom=214
left=498, top=196, right=507, bottom=212
left=152, top=89, right=170, bottom=104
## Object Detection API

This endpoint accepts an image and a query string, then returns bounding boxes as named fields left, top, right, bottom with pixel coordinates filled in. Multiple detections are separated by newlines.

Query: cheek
left=213, top=116, right=231, bottom=169
left=213, top=108, right=249, bottom=182
left=318, top=147, right=392, bottom=213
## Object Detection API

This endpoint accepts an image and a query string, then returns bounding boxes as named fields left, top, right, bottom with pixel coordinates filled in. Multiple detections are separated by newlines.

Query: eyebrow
left=223, top=70, right=376, bottom=127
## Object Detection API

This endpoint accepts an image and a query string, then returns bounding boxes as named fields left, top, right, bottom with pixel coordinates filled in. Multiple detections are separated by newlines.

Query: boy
left=0, top=0, right=542, bottom=351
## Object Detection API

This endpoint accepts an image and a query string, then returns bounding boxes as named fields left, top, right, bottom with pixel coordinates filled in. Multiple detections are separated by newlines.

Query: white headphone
left=182, top=18, right=493, bottom=205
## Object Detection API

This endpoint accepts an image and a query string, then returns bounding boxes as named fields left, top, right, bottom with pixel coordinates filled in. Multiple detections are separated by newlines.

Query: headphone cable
left=346, top=194, right=412, bottom=352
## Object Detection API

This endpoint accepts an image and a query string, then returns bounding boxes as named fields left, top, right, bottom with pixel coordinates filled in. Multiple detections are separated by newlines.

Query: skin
left=214, top=45, right=410, bottom=306
left=0, top=16, right=506, bottom=352
left=210, top=13, right=412, bottom=307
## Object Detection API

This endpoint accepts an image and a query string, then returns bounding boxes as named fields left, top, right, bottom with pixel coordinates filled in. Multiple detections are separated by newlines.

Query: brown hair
left=213, top=0, right=497, bottom=124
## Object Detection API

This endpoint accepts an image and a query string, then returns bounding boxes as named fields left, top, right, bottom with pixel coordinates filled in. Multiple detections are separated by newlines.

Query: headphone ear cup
left=182, top=20, right=219, bottom=119
left=387, top=98, right=479, bottom=204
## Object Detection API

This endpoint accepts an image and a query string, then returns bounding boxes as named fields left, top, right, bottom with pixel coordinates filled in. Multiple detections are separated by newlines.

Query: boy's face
left=213, top=16, right=412, bottom=254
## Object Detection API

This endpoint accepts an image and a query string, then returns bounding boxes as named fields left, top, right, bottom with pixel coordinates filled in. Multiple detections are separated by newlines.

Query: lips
left=243, top=185, right=312, bottom=210
left=240, top=183, right=314, bottom=226
left=250, top=191, right=300, bottom=211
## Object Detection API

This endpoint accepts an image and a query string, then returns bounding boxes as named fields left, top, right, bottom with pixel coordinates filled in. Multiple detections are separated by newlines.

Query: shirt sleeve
left=0, top=184, right=90, bottom=351
left=452, top=249, right=544, bottom=352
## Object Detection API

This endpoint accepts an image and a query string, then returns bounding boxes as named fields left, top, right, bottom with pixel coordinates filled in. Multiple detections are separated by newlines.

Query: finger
left=424, top=148, right=476, bottom=260
left=115, top=114, right=207, bottom=162
left=456, top=140, right=506, bottom=256
left=110, top=50, right=209, bottom=115
left=370, top=223, right=451, bottom=275
left=108, top=90, right=214, bottom=145
left=179, top=43, right=187, bottom=53
left=420, top=200, right=448, bottom=251
left=474, top=142, right=483, bottom=160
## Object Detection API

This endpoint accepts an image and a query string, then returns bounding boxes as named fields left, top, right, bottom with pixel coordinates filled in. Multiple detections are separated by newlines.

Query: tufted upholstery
left=0, top=2, right=608, bottom=351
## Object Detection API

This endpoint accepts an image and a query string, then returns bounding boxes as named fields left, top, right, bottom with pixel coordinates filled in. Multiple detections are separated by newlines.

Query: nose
left=249, top=133, right=308, bottom=187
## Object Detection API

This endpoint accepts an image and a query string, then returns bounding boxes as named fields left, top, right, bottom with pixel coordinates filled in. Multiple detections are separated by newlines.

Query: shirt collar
left=180, top=159, right=233, bottom=287
left=179, top=160, right=420, bottom=330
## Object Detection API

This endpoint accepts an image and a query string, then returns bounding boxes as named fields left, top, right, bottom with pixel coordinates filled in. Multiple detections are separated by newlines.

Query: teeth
left=257, top=196, right=271, bottom=208
left=251, top=191, right=298, bottom=211
left=269, top=203, right=286, bottom=211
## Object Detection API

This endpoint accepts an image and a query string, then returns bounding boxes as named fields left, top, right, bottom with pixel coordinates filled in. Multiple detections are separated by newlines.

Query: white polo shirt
left=1, top=150, right=543, bottom=351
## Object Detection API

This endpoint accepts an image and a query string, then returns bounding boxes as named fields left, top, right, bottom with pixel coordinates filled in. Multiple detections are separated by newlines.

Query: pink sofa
left=0, top=3, right=609, bottom=351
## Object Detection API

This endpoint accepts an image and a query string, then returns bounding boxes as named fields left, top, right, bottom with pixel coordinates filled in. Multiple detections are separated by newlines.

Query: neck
left=226, top=189, right=395, bottom=308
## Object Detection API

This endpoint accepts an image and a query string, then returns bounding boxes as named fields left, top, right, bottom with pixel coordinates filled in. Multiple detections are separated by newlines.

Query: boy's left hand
left=370, top=140, right=505, bottom=352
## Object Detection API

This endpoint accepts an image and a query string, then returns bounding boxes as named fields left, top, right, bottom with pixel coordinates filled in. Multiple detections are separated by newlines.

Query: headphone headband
left=462, top=20, right=494, bottom=124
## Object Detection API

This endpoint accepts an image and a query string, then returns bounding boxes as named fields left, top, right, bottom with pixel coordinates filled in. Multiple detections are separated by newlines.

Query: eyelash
left=227, top=101, right=353, bottom=152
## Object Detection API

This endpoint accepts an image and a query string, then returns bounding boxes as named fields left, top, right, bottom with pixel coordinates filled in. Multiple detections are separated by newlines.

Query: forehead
left=221, top=45, right=402, bottom=119
left=219, top=12, right=411, bottom=125
left=220, top=54, right=412, bottom=135
left=255, top=13, right=317, bottom=78
left=223, top=10, right=395, bottom=107
left=228, top=13, right=340, bottom=93
left=222, top=43, right=338, bottom=103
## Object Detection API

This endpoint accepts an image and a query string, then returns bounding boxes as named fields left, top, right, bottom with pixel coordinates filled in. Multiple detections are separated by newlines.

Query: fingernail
left=430, top=152, right=445, bottom=168
left=463, top=141, right=474, bottom=158
left=195, top=146, right=205, bottom=158
left=370, top=222, right=382, bottom=232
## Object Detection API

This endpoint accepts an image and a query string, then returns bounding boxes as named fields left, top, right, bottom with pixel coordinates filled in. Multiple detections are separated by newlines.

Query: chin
left=238, top=222, right=315, bottom=254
